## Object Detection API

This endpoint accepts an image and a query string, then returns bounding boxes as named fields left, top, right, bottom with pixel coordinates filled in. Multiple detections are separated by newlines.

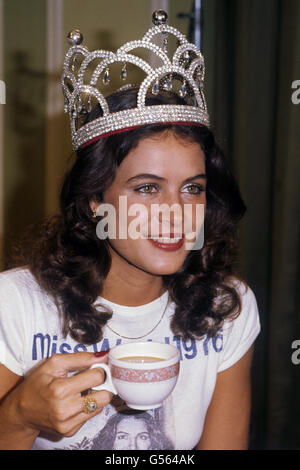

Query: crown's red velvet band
left=79, top=122, right=204, bottom=149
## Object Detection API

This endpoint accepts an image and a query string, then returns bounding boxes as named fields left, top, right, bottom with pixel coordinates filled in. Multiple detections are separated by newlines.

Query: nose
left=151, top=190, right=184, bottom=236
left=128, top=437, right=135, bottom=450
left=162, top=187, right=183, bottom=208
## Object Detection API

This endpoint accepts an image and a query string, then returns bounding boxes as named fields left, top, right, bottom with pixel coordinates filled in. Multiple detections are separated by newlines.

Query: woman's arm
left=0, top=364, right=39, bottom=449
left=0, top=353, right=113, bottom=450
left=196, top=345, right=254, bottom=450
left=0, top=364, right=23, bottom=400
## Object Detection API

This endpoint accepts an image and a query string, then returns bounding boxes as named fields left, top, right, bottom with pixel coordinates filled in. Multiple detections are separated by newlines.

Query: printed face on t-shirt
left=113, top=417, right=151, bottom=450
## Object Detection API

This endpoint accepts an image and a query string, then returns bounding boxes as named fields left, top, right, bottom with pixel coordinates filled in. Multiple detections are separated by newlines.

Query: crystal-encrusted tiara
left=62, top=10, right=210, bottom=151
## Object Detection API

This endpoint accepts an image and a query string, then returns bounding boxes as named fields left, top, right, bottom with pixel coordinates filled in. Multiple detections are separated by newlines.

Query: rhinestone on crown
left=62, top=10, right=210, bottom=151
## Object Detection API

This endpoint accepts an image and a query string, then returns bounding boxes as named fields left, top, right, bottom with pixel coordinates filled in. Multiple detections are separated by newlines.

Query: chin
left=138, top=258, right=186, bottom=276
left=109, top=241, right=188, bottom=276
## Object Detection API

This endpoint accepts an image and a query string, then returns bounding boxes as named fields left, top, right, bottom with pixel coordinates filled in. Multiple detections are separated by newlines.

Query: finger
left=54, top=390, right=112, bottom=437
left=55, top=389, right=112, bottom=426
left=63, top=366, right=108, bottom=396
left=78, top=390, right=113, bottom=417
left=43, top=384, right=113, bottom=428
left=43, top=351, right=109, bottom=376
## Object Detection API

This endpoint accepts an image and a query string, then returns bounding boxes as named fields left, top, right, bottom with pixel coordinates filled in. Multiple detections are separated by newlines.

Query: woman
left=0, top=86, right=260, bottom=450
left=0, top=11, right=260, bottom=448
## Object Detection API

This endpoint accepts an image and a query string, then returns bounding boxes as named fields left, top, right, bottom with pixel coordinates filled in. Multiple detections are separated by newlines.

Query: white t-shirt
left=0, top=267, right=260, bottom=450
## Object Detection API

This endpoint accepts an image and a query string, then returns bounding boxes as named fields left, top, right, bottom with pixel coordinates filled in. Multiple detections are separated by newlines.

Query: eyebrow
left=126, top=173, right=207, bottom=184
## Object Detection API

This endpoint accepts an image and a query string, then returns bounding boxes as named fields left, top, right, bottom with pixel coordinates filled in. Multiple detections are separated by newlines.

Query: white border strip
left=0, top=0, right=4, bottom=267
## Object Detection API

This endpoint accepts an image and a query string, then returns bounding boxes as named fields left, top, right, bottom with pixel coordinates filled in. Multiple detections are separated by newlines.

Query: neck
left=101, top=247, right=166, bottom=306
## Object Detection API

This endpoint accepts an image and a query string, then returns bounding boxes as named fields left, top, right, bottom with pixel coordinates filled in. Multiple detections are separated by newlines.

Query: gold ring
left=82, top=396, right=98, bottom=414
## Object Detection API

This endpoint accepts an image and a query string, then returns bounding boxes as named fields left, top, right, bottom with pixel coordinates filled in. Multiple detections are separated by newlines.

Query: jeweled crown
left=62, top=10, right=210, bottom=151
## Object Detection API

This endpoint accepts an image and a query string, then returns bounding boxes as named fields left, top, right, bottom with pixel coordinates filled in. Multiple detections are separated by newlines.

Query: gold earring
left=92, top=210, right=97, bottom=218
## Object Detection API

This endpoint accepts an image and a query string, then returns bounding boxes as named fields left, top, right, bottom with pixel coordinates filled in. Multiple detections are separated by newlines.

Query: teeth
left=150, top=237, right=182, bottom=244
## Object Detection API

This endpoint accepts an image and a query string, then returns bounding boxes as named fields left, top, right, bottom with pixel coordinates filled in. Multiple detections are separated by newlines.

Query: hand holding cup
left=91, top=341, right=180, bottom=410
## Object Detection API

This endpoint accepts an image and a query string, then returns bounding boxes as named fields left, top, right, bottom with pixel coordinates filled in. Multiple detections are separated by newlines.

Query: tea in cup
left=91, top=341, right=180, bottom=410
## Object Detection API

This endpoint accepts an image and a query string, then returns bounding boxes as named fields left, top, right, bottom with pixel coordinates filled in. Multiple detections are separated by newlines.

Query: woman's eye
left=138, top=433, right=150, bottom=441
left=182, top=184, right=205, bottom=194
left=116, top=433, right=128, bottom=440
left=134, top=184, right=158, bottom=194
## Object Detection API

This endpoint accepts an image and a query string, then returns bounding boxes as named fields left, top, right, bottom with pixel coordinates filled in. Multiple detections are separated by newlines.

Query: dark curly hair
left=7, top=86, right=247, bottom=344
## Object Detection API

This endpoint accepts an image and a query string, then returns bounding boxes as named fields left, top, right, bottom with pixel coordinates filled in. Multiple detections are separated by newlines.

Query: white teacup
left=91, top=341, right=180, bottom=410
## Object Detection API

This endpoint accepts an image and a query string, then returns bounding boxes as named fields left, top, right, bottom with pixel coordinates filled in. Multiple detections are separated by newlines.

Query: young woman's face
left=94, top=131, right=206, bottom=276
left=113, top=417, right=151, bottom=450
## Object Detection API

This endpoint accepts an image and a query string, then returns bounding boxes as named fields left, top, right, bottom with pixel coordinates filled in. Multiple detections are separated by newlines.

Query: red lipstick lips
left=148, top=234, right=184, bottom=252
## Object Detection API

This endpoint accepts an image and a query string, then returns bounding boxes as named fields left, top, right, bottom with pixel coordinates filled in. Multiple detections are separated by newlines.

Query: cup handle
left=90, top=363, right=118, bottom=395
